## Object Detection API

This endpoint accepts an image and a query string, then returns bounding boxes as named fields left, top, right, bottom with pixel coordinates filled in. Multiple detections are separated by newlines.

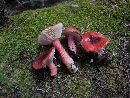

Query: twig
left=15, top=0, right=24, bottom=8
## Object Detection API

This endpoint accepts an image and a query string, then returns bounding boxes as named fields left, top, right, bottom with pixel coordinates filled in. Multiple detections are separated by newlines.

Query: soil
left=2, top=0, right=69, bottom=16
left=30, top=36, right=130, bottom=98
left=1, top=32, right=129, bottom=98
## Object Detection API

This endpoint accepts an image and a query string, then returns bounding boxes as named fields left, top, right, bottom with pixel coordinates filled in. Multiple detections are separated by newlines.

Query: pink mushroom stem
left=52, top=39, right=77, bottom=72
left=68, top=35, right=77, bottom=54
left=47, top=61, right=57, bottom=76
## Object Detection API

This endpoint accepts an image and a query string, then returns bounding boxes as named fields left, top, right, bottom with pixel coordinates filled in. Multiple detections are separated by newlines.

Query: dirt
left=3, top=0, right=69, bottom=16
left=0, top=35, right=129, bottom=97
left=1, top=35, right=129, bottom=98
left=26, top=35, right=129, bottom=98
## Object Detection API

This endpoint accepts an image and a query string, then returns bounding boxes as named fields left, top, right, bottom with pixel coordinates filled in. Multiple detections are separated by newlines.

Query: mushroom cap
left=63, top=27, right=82, bottom=41
left=32, top=47, right=55, bottom=69
left=38, top=23, right=63, bottom=45
left=81, top=32, right=110, bottom=53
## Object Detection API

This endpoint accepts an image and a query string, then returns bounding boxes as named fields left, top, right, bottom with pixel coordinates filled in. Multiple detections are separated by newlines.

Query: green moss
left=107, top=73, right=116, bottom=92
left=0, top=0, right=130, bottom=97
left=68, top=78, right=91, bottom=98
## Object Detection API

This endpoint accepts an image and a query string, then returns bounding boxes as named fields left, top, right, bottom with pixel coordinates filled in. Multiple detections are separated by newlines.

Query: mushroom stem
left=68, top=35, right=77, bottom=54
left=47, top=61, right=57, bottom=76
left=97, top=48, right=108, bottom=60
left=52, top=39, right=78, bottom=73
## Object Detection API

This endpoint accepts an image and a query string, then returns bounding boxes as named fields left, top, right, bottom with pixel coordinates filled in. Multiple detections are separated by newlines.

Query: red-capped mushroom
left=81, top=32, right=110, bottom=53
left=63, top=27, right=82, bottom=54
left=32, top=51, right=47, bottom=69
left=32, top=47, right=57, bottom=76
left=38, top=23, right=78, bottom=73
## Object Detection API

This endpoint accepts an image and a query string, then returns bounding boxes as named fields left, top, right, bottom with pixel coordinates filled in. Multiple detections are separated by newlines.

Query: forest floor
left=0, top=0, right=130, bottom=98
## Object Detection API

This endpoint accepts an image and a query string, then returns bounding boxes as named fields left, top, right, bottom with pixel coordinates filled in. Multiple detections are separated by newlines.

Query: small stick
left=16, top=0, right=24, bottom=7
left=77, top=69, right=82, bottom=75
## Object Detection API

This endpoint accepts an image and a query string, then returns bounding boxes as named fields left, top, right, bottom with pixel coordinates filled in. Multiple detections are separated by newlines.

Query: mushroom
left=81, top=32, right=110, bottom=59
left=38, top=23, right=78, bottom=73
left=63, top=27, right=82, bottom=54
left=32, top=47, right=57, bottom=76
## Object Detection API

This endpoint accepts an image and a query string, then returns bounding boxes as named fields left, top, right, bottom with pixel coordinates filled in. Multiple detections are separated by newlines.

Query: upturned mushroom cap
left=81, top=32, right=110, bottom=53
left=63, top=27, right=82, bottom=41
left=38, top=23, right=63, bottom=45
left=32, top=47, right=55, bottom=69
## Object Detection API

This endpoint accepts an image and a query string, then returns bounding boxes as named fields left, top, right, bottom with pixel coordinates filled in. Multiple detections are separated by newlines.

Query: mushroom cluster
left=32, top=23, right=110, bottom=76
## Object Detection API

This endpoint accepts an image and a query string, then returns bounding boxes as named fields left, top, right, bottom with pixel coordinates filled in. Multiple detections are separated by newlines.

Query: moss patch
left=0, top=0, right=130, bottom=97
